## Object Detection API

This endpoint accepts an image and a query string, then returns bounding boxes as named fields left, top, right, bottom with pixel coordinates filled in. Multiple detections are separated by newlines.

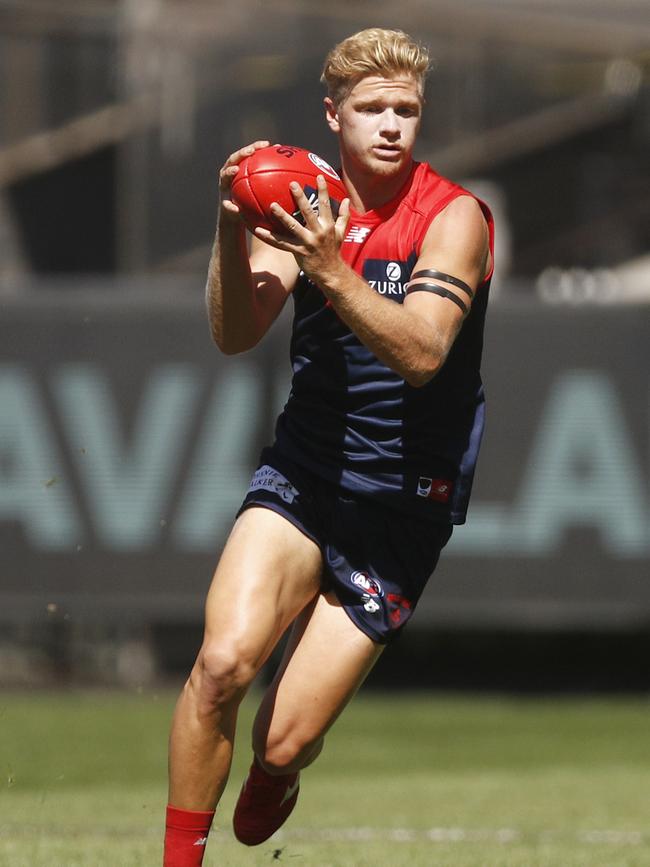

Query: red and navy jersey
left=274, top=161, right=495, bottom=524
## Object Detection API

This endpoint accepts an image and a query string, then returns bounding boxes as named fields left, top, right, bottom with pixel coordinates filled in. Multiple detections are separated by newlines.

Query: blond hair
left=321, top=28, right=431, bottom=106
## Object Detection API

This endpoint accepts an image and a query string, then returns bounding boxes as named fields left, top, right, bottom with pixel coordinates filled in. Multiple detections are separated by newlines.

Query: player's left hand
left=253, top=175, right=350, bottom=280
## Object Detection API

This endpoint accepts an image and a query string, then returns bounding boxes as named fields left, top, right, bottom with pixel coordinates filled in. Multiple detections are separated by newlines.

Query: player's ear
left=324, top=97, right=340, bottom=133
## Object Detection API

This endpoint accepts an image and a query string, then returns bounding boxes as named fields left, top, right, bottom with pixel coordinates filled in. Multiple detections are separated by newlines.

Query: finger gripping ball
left=230, top=145, right=347, bottom=233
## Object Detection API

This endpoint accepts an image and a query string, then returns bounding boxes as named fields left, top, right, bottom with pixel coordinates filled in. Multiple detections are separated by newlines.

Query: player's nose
left=379, top=110, right=400, bottom=138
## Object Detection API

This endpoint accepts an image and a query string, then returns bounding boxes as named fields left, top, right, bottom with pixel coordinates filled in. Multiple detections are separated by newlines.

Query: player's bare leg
left=254, top=592, right=383, bottom=772
left=233, top=591, right=383, bottom=844
left=167, top=507, right=322, bottom=812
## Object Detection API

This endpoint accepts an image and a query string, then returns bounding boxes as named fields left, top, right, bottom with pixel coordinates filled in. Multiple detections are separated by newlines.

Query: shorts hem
left=325, top=584, right=391, bottom=646
left=237, top=500, right=322, bottom=553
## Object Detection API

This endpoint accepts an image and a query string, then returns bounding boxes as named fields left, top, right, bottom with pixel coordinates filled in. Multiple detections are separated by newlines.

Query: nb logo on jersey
left=345, top=226, right=372, bottom=244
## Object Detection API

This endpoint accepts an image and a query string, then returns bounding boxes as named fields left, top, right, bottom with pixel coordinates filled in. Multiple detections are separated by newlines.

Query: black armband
left=410, top=269, right=474, bottom=300
left=405, top=282, right=468, bottom=314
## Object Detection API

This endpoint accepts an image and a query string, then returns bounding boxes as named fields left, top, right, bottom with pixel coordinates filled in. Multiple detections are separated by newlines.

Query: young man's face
left=326, top=74, right=422, bottom=180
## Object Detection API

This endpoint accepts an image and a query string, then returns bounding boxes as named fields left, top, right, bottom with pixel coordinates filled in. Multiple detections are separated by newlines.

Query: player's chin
left=368, top=155, right=408, bottom=176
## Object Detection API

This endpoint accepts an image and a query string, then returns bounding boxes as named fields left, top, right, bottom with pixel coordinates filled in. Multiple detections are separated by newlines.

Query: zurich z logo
left=363, top=259, right=409, bottom=300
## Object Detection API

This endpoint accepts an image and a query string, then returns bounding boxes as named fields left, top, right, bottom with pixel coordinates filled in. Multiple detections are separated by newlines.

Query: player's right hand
left=219, top=141, right=270, bottom=222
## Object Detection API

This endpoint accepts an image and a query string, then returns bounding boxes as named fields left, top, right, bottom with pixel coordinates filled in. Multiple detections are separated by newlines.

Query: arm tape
left=405, top=282, right=468, bottom=314
left=410, top=269, right=474, bottom=299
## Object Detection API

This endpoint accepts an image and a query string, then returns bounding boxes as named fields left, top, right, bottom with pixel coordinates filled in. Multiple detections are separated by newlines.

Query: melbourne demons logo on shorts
left=350, top=570, right=384, bottom=614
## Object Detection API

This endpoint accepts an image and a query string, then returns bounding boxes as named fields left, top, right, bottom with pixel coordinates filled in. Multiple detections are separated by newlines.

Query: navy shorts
left=237, top=447, right=453, bottom=644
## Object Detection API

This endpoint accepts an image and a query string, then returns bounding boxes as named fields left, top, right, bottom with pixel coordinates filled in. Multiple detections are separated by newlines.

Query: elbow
left=209, top=326, right=232, bottom=355
left=403, top=355, right=445, bottom=388
left=212, top=336, right=247, bottom=356
left=209, top=325, right=258, bottom=356
left=217, top=341, right=243, bottom=356
left=404, top=369, right=436, bottom=388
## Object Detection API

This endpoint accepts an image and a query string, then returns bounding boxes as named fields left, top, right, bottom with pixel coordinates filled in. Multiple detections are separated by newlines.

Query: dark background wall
left=1, top=288, right=648, bottom=688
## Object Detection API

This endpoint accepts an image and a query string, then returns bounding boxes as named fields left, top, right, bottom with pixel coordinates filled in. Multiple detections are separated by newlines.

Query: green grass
left=1, top=690, right=650, bottom=865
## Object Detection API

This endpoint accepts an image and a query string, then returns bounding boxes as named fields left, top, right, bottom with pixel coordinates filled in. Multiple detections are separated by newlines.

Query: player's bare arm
left=403, top=193, right=491, bottom=354
left=256, top=177, right=489, bottom=386
left=206, top=140, right=299, bottom=354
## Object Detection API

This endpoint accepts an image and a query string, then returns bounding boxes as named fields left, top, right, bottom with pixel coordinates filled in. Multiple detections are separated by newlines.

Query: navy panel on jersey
left=274, top=161, right=494, bottom=524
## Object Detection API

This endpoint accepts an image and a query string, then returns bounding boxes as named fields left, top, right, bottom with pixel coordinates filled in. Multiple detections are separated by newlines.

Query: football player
left=164, top=27, right=493, bottom=866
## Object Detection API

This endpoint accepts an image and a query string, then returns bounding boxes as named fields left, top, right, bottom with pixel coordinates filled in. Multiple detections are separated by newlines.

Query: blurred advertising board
left=1, top=285, right=648, bottom=629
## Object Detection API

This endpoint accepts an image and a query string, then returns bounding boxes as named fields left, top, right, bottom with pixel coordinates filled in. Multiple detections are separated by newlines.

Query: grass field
left=1, top=689, right=650, bottom=866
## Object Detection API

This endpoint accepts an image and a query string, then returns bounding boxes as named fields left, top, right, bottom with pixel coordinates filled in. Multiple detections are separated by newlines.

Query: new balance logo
left=344, top=226, right=372, bottom=244
left=193, top=836, right=208, bottom=847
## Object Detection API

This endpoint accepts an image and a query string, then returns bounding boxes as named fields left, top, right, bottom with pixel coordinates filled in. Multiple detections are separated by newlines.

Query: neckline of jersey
left=346, top=161, right=421, bottom=225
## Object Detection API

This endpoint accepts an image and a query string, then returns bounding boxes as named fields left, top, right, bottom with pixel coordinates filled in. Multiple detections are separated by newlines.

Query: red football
left=230, top=144, right=348, bottom=233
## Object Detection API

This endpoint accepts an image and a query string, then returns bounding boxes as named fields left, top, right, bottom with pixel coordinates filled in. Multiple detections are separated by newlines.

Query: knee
left=253, top=725, right=323, bottom=776
left=189, top=641, right=257, bottom=713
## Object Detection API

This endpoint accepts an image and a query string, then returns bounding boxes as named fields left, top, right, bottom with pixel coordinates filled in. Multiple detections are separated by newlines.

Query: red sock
left=163, top=805, right=215, bottom=867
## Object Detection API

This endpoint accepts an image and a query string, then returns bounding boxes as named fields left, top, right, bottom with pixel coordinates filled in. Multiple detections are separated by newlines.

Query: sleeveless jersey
left=274, top=161, right=495, bottom=524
